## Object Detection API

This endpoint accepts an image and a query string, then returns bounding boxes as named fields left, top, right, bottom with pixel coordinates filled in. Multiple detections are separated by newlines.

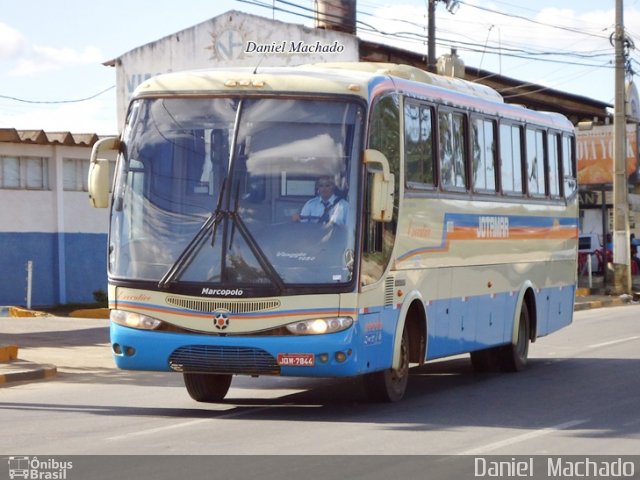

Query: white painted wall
left=0, top=142, right=114, bottom=234
left=115, top=11, right=359, bottom=126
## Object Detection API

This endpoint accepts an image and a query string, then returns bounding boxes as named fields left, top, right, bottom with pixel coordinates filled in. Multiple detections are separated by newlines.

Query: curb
left=0, top=344, right=18, bottom=362
left=0, top=361, right=57, bottom=385
left=574, top=297, right=628, bottom=311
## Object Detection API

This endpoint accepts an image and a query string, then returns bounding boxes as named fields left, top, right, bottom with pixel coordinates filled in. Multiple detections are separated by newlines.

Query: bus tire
left=362, top=326, right=409, bottom=402
left=183, top=372, right=232, bottom=402
left=499, top=302, right=530, bottom=372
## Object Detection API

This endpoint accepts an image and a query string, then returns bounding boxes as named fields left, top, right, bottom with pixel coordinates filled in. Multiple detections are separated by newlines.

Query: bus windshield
left=109, top=97, right=363, bottom=290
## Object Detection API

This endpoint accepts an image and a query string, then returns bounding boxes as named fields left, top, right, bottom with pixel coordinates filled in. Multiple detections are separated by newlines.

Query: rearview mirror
left=363, top=149, right=395, bottom=223
left=88, top=137, right=119, bottom=208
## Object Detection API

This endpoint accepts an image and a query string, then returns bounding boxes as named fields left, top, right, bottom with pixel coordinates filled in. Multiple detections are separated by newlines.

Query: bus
left=89, top=62, right=578, bottom=403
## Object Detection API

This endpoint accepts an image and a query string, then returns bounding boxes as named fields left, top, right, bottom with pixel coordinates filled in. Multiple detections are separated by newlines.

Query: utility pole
left=427, top=0, right=437, bottom=72
left=612, top=0, right=632, bottom=294
left=427, top=0, right=459, bottom=73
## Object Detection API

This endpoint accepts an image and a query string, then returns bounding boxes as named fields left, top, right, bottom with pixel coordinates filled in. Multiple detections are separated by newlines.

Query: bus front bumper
left=110, top=321, right=367, bottom=377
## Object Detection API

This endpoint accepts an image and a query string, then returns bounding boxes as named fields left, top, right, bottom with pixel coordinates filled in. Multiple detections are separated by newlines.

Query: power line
left=0, top=85, right=115, bottom=104
left=238, top=0, right=616, bottom=70
left=455, top=0, right=611, bottom=40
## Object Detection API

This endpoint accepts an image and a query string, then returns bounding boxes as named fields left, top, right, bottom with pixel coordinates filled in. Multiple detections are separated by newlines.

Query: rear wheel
left=183, top=372, right=232, bottom=402
left=499, top=302, right=530, bottom=372
left=363, top=327, right=410, bottom=402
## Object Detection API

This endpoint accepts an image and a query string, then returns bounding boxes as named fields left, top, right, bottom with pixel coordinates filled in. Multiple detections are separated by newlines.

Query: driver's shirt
left=299, top=194, right=348, bottom=225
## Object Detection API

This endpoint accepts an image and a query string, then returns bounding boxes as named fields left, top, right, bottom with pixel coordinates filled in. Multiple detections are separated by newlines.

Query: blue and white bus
left=89, top=62, right=578, bottom=402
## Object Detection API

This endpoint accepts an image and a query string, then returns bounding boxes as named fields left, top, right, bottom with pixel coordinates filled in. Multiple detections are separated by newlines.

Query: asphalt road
left=1, top=305, right=639, bottom=459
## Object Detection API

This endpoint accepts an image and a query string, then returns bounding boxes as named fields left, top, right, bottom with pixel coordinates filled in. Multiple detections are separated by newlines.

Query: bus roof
left=132, top=62, right=572, bottom=131
left=132, top=62, right=503, bottom=102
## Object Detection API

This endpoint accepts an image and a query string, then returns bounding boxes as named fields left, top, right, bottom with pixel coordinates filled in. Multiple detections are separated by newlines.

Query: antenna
left=477, top=24, right=494, bottom=74
left=253, top=53, right=267, bottom=75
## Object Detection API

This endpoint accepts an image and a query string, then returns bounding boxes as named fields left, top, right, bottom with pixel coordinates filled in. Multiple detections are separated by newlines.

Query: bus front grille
left=166, top=297, right=281, bottom=314
left=168, top=345, right=280, bottom=375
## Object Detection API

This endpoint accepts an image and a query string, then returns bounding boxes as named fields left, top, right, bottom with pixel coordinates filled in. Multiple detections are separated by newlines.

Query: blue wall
left=0, top=232, right=108, bottom=307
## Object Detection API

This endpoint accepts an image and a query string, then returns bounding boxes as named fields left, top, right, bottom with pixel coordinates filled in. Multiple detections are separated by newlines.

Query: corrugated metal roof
left=0, top=128, right=100, bottom=147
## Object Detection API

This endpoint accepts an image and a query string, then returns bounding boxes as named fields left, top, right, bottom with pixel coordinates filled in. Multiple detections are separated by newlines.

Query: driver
left=292, top=175, right=348, bottom=225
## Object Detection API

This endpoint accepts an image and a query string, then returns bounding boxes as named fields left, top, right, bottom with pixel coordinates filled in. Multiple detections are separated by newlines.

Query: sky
left=2, top=0, right=640, bottom=135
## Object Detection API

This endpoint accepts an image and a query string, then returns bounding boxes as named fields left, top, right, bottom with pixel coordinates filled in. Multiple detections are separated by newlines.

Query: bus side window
left=499, top=123, right=524, bottom=195
left=362, top=94, right=400, bottom=286
left=439, top=110, right=467, bottom=190
left=562, top=134, right=577, bottom=197
left=471, top=116, right=497, bottom=192
left=548, top=132, right=561, bottom=197
left=404, top=101, right=435, bottom=188
left=526, top=127, right=546, bottom=196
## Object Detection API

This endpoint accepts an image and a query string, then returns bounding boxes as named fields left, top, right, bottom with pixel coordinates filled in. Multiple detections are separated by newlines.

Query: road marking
left=457, top=419, right=588, bottom=455
left=107, top=418, right=213, bottom=441
left=106, top=404, right=291, bottom=441
left=588, top=336, right=640, bottom=350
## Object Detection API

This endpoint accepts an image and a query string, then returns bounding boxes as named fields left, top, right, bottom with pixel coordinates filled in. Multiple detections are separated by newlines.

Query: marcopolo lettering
left=201, top=288, right=244, bottom=296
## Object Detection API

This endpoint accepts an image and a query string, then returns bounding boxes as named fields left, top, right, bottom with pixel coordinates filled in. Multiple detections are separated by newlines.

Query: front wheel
left=499, top=302, right=530, bottom=372
left=183, top=372, right=232, bottom=402
left=363, top=327, right=410, bottom=402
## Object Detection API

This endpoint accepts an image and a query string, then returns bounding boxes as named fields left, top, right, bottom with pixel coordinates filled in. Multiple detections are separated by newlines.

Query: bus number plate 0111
left=277, top=353, right=315, bottom=367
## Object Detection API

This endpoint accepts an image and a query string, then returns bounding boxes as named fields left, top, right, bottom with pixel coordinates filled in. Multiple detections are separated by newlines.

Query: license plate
left=277, top=353, right=315, bottom=367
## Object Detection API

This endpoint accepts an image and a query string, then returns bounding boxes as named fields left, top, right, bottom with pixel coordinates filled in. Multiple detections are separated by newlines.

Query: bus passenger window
left=499, top=124, right=523, bottom=195
left=562, top=135, right=577, bottom=197
left=526, top=127, right=545, bottom=196
left=439, top=110, right=466, bottom=190
left=472, top=117, right=497, bottom=192
left=404, top=102, right=434, bottom=187
left=548, top=133, right=561, bottom=197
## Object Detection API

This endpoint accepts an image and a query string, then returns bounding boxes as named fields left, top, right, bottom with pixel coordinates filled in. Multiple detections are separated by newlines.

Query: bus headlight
left=111, top=309, right=162, bottom=330
left=285, top=317, right=353, bottom=335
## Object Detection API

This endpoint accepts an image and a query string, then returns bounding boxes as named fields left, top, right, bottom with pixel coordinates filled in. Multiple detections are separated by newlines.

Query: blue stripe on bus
left=397, top=213, right=578, bottom=263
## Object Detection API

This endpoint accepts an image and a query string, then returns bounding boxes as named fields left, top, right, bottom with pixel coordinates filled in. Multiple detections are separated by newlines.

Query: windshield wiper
left=226, top=181, right=285, bottom=292
left=158, top=179, right=227, bottom=290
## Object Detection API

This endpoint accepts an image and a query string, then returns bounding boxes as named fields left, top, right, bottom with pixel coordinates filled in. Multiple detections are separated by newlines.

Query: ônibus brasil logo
left=8, top=456, right=73, bottom=479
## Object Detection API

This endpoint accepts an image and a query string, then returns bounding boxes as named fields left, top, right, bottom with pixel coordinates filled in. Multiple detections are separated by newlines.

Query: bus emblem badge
left=213, top=311, right=230, bottom=330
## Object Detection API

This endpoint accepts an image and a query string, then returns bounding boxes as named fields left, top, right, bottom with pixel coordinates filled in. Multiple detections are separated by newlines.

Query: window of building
left=63, top=158, right=90, bottom=191
left=0, top=155, right=49, bottom=190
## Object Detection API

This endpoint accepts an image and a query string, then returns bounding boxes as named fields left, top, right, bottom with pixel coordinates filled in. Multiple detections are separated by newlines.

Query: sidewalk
left=1, top=293, right=639, bottom=386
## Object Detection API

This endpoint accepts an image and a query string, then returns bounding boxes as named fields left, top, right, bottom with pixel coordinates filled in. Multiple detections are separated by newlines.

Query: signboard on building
left=576, top=123, right=639, bottom=185
left=113, top=10, right=359, bottom=127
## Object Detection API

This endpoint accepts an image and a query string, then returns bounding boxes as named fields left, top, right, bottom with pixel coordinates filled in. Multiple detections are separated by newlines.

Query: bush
left=92, top=289, right=108, bottom=306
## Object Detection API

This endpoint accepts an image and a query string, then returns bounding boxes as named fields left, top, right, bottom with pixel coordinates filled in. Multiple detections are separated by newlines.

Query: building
left=0, top=129, right=115, bottom=307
